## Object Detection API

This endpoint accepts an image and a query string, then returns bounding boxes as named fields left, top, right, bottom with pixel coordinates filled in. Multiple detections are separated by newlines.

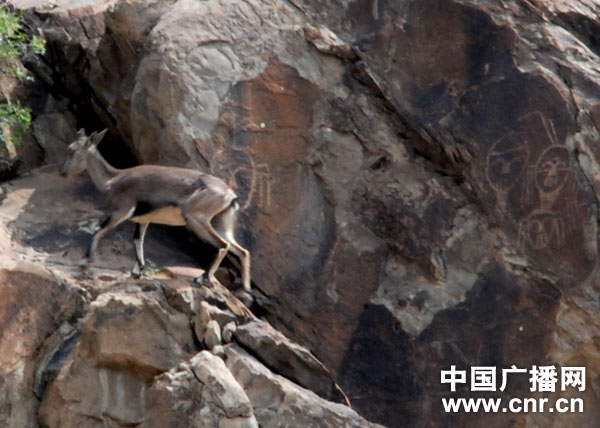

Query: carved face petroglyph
left=486, top=134, right=529, bottom=193
left=534, top=146, right=570, bottom=195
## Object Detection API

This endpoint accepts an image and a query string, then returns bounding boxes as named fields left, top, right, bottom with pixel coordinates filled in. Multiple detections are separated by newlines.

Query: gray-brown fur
left=61, top=129, right=251, bottom=290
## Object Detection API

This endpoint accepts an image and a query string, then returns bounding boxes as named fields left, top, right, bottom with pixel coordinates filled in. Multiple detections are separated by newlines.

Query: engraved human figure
left=518, top=146, right=571, bottom=250
left=521, top=212, right=565, bottom=249
left=535, top=147, right=570, bottom=202
left=486, top=133, right=529, bottom=212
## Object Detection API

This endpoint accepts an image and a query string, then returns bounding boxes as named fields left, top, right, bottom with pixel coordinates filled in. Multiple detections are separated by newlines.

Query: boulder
left=225, top=345, right=384, bottom=428
left=0, top=265, right=84, bottom=428
left=32, top=111, right=77, bottom=165
left=203, top=319, right=222, bottom=349
left=32, top=275, right=372, bottom=428
left=79, top=283, right=196, bottom=379
left=37, top=281, right=196, bottom=427
left=190, top=351, right=253, bottom=419
left=39, top=355, right=149, bottom=428
left=234, top=319, right=347, bottom=404
left=222, top=322, right=236, bottom=343
left=146, top=351, right=258, bottom=428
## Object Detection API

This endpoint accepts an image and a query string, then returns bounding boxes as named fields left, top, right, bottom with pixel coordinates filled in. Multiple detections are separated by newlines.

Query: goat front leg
left=131, top=222, right=149, bottom=278
left=85, top=206, right=135, bottom=267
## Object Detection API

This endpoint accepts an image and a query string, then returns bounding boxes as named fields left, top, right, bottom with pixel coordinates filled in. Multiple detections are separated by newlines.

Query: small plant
left=143, top=259, right=159, bottom=277
left=0, top=100, right=32, bottom=145
left=0, top=5, right=46, bottom=149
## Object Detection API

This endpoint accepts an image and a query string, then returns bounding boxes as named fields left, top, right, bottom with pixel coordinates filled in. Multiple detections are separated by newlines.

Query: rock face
left=225, top=345, right=375, bottom=428
left=4, top=0, right=600, bottom=427
left=0, top=265, right=84, bottom=428
left=234, top=319, right=348, bottom=404
left=148, top=350, right=258, bottom=428
left=35, top=279, right=380, bottom=428
left=0, top=169, right=380, bottom=427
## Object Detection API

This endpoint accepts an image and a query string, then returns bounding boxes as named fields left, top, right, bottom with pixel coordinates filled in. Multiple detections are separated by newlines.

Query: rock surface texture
left=2, top=0, right=600, bottom=427
left=0, top=169, right=381, bottom=427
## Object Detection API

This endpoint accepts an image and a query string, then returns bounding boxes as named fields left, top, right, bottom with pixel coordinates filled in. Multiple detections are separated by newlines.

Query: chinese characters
left=441, top=365, right=585, bottom=393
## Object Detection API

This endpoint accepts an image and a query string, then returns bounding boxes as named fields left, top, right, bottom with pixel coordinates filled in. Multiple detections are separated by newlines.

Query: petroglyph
left=229, top=164, right=254, bottom=211
left=518, top=211, right=565, bottom=250
left=487, top=110, right=580, bottom=252
left=535, top=146, right=571, bottom=204
left=486, top=133, right=529, bottom=212
left=519, top=111, right=561, bottom=146
left=255, top=163, right=273, bottom=211
left=518, top=146, right=573, bottom=250
left=223, top=157, right=273, bottom=213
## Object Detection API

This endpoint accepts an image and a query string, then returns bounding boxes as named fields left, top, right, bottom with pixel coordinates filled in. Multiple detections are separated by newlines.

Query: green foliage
left=31, top=35, right=46, bottom=55
left=0, top=7, right=22, bottom=62
left=0, top=5, right=46, bottom=149
left=0, top=101, right=31, bottom=145
left=143, top=259, right=159, bottom=277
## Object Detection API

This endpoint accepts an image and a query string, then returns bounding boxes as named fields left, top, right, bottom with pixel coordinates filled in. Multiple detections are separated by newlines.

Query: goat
left=60, top=128, right=251, bottom=290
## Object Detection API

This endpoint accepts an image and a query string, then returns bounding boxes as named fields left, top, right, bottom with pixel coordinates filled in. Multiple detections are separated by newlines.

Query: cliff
left=2, top=0, right=600, bottom=427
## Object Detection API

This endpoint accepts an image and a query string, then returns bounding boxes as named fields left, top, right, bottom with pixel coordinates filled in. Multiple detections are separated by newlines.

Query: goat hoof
left=193, top=274, right=211, bottom=287
left=234, top=289, right=254, bottom=307
left=131, top=265, right=143, bottom=279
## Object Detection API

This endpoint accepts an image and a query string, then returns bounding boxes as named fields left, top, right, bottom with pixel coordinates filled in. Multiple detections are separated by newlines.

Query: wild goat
left=60, top=129, right=251, bottom=290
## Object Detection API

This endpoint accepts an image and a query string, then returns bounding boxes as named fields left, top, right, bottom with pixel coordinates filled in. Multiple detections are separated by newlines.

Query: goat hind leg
left=131, top=222, right=149, bottom=278
left=212, top=202, right=251, bottom=290
left=224, top=240, right=251, bottom=291
left=185, top=215, right=230, bottom=285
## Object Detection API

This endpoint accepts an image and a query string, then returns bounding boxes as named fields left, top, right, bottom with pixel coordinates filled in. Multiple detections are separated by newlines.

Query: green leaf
left=0, top=5, right=47, bottom=79
left=31, top=35, right=46, bottom=55
left=0, top=101, right=32, bottom=146
left=0, top=5, right=47, bottom=155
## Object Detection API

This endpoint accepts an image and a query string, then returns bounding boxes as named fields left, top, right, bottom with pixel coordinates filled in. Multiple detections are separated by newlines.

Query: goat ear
left=77, top=128, right=86, bottom=137
left=91, top=129, right=108, bottom=146
left=86, top=131, right=97, bottom=146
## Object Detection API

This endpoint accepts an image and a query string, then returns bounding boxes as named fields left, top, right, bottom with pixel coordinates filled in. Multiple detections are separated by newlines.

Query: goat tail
left=231, top=197, right=240, bottom=212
